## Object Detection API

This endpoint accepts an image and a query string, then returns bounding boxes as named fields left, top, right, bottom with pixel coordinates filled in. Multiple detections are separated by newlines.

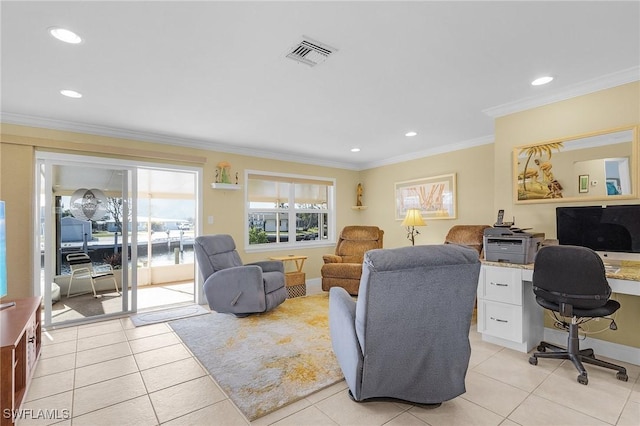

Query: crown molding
left=0, top=112, right=359, bottom=170
left=357, top=134, right=494, bottom=171
left=482, top=66, right=640, bottom=118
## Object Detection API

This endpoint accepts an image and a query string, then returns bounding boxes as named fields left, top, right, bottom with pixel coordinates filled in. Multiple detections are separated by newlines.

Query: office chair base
left=530, top=340, right=628, bottom=385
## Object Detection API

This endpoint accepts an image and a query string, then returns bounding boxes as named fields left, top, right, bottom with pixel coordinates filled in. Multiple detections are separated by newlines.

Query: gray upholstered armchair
left=329, top=244, right=480, bottom=404
left=194, top=235, right=287, bottom=316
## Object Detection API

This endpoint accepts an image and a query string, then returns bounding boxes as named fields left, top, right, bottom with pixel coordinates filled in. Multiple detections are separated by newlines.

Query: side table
left=269, top=255, right=307, bottom=298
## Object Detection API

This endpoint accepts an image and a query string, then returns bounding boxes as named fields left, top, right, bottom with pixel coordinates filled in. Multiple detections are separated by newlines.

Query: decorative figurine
left=217, top=161, right=232, bottom=184
left=356, top=183, right=363, bottom=206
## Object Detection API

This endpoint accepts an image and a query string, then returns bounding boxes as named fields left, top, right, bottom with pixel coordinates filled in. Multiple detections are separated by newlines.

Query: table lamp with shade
left=402, top=208, right=426, bottom=246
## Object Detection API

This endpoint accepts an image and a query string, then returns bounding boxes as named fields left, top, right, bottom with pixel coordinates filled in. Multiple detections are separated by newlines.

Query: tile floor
left=49, top=282, right=195, bottom=324
left=21, top=309, right=640, bottom=426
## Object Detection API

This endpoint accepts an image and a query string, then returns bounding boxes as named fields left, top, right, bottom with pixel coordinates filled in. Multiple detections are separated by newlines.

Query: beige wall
left=0, top=125, right=360, bottom=299
left=494, top=81, right=640, bottom=348
left=1, top=126, right=494, bottom=299
left=0, top=142, right=34, bottom=299
left=1, top=81, right=638, bottom=348
left=200, top=152, right=361, bottom=274
left=360, top=143, right=496, bottom=248
left=495, top=82, right=640, bottom=237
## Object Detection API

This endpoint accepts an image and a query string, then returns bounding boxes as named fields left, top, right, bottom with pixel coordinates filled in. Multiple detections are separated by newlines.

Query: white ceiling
left=2, top=1, right=639, bottom=170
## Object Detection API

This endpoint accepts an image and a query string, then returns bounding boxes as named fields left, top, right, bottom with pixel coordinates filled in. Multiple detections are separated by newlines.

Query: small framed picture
left=578, top=174, right=589, bottom=193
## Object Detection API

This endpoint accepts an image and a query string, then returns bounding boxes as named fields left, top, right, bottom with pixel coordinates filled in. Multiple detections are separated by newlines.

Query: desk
left=477, top=261, right=640, bottom=352
left=483, top=260, right=640, bottom=296
left=269, top=255, right=307, bottom=298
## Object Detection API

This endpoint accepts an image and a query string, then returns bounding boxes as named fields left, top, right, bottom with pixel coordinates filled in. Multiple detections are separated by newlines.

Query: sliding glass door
left=37, top=154, right=136, bottom=327
left=135, top=168, right=198, bottom=310
left=36, top=152, right=202, bottom=327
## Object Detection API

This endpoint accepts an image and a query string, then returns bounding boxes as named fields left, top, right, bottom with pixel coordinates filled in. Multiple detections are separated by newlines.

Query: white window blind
left=245, top=171, right=335, bottom=249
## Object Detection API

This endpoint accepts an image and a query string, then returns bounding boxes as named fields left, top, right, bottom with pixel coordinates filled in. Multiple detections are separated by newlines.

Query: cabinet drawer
left=478, top=300, right=523, bottom=342
left=479, top=266, right=522, bottom=305
left=26, top=313, right=38, bottom=374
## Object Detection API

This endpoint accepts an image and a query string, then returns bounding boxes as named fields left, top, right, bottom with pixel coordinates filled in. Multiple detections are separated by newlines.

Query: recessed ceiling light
left=350, top=148, right=360, bottom=152
left=405, top=131, right=418, bottom=137
left=49, top=27, right=82, bottom=44
left=531, top=76, right=553, bottom=86
left=60, top=89, right=82, bottom=98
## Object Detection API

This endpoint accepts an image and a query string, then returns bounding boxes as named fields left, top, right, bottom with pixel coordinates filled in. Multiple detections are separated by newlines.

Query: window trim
left=244, top=170, right=336, bottom=253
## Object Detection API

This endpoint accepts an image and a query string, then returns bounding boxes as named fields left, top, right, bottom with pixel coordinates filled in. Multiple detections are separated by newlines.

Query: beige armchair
left=444, top=225, right=491, bottom=257
left=321, top=226, right=384, bottom=295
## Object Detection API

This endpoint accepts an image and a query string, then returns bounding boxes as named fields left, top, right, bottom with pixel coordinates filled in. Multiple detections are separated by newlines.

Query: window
left=246, top=171, right=335, bottom=250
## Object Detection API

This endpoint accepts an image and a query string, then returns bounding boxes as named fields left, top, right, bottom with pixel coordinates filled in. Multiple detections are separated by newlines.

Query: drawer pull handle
left=490, top=282, right=508, bottom=287
left=490, top=317, right=508, bottom=323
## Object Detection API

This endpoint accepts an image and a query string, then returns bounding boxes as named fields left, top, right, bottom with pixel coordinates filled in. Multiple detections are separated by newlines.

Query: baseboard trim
left=543, top=327, right=640, bottom=366
left=306, top=278, right=323, bottom=295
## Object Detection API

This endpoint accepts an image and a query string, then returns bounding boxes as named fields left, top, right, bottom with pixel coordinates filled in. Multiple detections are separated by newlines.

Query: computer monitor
left=556, top=204, right=640, bottom=261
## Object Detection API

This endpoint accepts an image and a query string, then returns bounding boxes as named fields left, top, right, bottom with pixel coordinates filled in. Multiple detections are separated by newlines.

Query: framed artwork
left=606, top=178, right=621, bottom=195
left=578, top=174, right=589, bottom=193
left=395, top=173, right=457, bottom=220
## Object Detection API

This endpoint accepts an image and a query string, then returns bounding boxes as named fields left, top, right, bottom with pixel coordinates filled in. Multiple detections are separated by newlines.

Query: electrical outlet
left=207, top=216, right=214, bottom=224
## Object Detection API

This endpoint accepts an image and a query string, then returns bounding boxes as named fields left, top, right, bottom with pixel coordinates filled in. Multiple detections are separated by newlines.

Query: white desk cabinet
left=477, top=264, right=543, bottom=352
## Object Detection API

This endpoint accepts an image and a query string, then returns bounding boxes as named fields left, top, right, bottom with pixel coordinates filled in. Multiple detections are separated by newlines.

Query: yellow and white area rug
left=169, top=293, right=344, bottom=421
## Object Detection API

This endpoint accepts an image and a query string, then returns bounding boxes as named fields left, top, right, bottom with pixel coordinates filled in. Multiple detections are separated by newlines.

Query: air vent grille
left=286, top=38, right=336, bottom=67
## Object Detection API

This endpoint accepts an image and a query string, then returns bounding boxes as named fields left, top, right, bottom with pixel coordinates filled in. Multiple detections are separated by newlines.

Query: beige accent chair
left=322, top=226, right=384, bottom=295
left=444, top=225, right=491, bottom=257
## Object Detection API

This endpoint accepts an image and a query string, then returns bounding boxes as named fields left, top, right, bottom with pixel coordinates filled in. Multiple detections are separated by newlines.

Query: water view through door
left=37, top=154, right=199, bottom=327
left=135, top=168, right=197, bottom=311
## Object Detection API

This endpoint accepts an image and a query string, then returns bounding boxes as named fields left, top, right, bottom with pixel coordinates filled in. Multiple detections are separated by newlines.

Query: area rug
left=130, top=304, right=209, bottom=326
left=168, top=293, right=344, bottom=420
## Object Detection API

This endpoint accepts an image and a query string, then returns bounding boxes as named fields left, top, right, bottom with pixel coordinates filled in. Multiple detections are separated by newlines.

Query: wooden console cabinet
left=1, top=297, right=42, bottom=425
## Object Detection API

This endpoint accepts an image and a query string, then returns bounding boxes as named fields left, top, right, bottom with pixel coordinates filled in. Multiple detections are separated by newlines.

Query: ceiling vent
left=286, top=37, right=337, bottom=67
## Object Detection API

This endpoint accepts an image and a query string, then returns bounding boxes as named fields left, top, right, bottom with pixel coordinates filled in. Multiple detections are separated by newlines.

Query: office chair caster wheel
left=529, top=356, right=538, bottom=365
left=536, top=345, right=546, bottom=352
left=616, top=372, right=628, bottom=382
left=577, top=374, right=588, bottom=385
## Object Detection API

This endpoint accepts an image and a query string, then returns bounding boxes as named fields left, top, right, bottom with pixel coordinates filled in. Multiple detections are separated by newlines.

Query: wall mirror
left=514, top=125, right=638, bottom=203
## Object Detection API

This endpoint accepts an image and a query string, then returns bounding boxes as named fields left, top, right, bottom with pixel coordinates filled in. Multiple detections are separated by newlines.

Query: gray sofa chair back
left=195, top=235, right=287, bottom=316
left=329, top=244, right=480, bottom=404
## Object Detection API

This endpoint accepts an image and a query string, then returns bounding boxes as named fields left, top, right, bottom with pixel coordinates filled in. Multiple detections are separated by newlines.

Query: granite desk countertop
left=481, top=260, right=640, bottom=282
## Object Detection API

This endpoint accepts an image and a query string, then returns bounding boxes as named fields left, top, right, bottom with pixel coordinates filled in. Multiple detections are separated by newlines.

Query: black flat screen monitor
left=556, top=205, right=640, bottom=254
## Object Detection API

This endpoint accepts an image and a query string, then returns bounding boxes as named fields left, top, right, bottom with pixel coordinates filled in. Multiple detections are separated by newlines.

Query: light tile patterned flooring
left=22, top=309, right=640, bottom=425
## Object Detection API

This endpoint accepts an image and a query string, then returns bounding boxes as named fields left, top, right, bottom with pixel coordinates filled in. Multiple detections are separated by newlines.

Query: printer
left=483, top=227, right=545, bottom=264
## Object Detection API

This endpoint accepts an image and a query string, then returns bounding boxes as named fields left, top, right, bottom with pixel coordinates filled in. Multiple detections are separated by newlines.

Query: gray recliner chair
left=194, top=235, right=287, bottom=316
left=329, top=244, right=480, bottom=404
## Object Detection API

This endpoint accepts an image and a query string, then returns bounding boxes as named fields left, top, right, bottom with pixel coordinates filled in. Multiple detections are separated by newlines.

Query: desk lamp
left=402, top=208, right=426, bottom=246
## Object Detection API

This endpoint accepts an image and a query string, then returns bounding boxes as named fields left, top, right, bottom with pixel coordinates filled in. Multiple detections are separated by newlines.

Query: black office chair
left=528, top=245, right=628, bottom=385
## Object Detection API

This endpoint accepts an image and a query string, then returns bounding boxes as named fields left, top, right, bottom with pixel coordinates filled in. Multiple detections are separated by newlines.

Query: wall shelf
left=351, top=206, right=368, bottom=210
left=211, top=183, right=242, bottom=190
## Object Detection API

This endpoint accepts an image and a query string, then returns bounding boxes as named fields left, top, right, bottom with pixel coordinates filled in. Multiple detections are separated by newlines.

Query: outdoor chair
left=66, top=252, right=120, bottom=298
